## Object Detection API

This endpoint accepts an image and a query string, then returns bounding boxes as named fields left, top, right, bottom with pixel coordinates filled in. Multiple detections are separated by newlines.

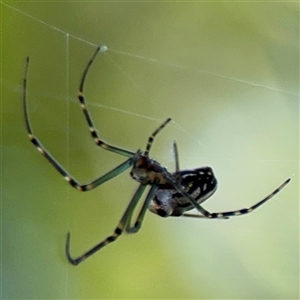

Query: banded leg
left=144, top=118, right=172, bottom=156
left=78, top=46, right=135, bottom=158
left=66, top=183, right=149, bottom=265
left=183, top=178, right=291, bottom=219
left=126, top=185, right=159, bottom=233
left=172, top=141, right=182, bottom=183
left=173, top=142, right=180, bottom=174
left=23, top=57, right=134, bottom=192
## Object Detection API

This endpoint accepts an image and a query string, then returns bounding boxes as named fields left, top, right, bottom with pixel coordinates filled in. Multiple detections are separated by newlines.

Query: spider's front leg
left=23, top=55, right=138, bottom=193
left=77, top=46, right=135, bottom=158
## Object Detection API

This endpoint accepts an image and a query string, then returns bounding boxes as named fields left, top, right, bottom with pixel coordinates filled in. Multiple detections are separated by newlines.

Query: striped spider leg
left=23, top=46, right=291, bottom=266
left=149, top=148, right=290, bottom=219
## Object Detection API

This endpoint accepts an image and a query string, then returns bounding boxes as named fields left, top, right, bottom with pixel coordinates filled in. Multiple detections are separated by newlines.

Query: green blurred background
left=1, top=1, right=299, bottom=299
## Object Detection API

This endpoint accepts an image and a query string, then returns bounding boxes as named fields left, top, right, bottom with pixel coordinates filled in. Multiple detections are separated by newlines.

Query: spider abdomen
left=149, top=167, right=218, bottom=217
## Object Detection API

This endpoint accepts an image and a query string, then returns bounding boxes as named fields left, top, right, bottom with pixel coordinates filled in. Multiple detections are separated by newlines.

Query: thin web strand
left=110, top=49, right=298, bottom=98
left=1, top=1, right=96, bottom=46
left=103, top=53, right=210, bottom=150
left=64, top=34, right=70, bottom=299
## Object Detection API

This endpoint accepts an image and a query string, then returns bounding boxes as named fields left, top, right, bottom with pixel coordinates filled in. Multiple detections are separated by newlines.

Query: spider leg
left=23, top=57, right=134, bottom=192
left=182, top=178, right=291, bottom=219
left=173, top=141, right=180, bottom=174
left=207, top=178, right=291, bottom=218
left=172, top=141, right=182, bottom=183
left=78, top=46, right=135, bottom=158
left=66, top=183, right=148, bottom=265
left=144, top=118, right=172, bottom=156
left=182, top=214, right=215, bottom=219
left=126, top=185, right=159, bottom=233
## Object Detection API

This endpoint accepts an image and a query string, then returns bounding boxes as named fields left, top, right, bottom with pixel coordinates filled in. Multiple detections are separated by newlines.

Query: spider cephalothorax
left=23, top=46, right=290, bottom=265
left=130, top=155, right=169, bottom=185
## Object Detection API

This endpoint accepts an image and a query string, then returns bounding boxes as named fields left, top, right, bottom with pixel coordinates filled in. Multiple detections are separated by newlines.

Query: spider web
left=2, top=2, right=299, bottom=299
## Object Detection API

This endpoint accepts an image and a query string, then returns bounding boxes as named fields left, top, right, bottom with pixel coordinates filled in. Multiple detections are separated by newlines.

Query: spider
left=23, top=46, right=291, bottom=266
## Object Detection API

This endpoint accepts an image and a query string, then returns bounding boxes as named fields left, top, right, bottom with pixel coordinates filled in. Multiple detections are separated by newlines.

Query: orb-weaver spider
left=23, top=46, right=290, bottom=266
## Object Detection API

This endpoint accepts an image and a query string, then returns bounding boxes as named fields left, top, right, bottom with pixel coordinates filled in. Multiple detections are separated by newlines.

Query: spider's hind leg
left=183, top=178, right=291, bottom=219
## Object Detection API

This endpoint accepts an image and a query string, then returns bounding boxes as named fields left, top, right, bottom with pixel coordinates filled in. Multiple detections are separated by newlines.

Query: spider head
left=130, top=155, right=167, bottom=185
